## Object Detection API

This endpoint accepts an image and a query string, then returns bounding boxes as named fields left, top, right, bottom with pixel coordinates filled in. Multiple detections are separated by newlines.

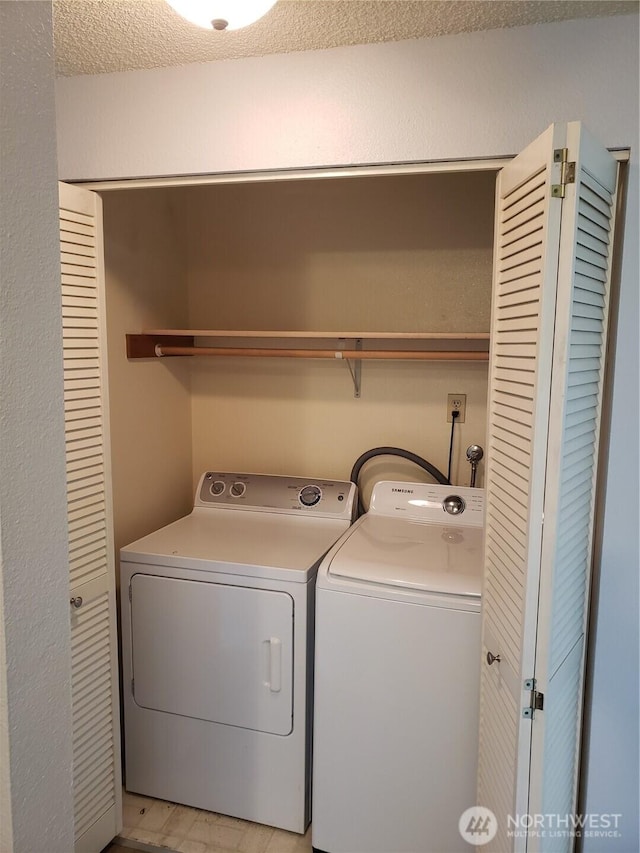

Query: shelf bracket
left=342, top=338, right=362, bottom=398
left=126, top=333, right=194, bottom=358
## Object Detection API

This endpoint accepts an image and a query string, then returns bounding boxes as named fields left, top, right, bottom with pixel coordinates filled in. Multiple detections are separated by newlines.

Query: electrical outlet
left=447, top=393, right=466, bottom=423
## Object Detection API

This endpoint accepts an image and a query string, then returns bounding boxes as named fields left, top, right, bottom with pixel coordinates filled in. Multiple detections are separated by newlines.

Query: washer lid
left=328, top=515, right=483, bottom=597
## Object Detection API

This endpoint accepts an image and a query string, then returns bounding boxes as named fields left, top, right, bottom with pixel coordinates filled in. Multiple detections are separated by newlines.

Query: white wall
left=184, top=172, right=492, bottom=490
left=56, top=16, right=637, bottom=181
left=102, top=190, right=193, bottom=566
left=56, top=13, right=639, bottom=850
left=0, top=2, right=75, bottom=851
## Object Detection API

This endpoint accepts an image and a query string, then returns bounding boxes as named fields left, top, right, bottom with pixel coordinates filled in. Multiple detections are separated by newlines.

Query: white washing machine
left=120, top=471, right=356, bottom=834
left=312, top=481, right=484, bottom=853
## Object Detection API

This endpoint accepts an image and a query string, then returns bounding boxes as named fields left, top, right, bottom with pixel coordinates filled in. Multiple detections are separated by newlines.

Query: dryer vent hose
left=349, top=446, right=450, bottom=517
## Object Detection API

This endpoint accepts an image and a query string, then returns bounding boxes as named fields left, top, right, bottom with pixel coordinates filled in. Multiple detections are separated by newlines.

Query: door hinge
left=551, top=148, right=576, bottom=198
left=522, top=677, right=544, bottom=719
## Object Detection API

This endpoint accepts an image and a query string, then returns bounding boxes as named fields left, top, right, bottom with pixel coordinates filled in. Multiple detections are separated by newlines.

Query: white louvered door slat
left=477, top=123, right=617, bottom=853
left=60, top=182, right=122, bottom=853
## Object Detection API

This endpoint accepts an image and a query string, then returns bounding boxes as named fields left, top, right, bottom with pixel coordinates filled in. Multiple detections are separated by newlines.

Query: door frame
left=76, top=151, right=628, bottom=194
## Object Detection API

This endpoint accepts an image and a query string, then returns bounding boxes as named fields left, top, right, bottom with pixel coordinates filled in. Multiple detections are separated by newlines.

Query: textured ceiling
left=54, top=0, right=639, bottom=77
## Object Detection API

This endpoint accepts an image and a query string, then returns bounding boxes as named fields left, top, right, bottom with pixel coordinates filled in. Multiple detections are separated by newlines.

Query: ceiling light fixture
left=166, top=0, right=278, bottom=31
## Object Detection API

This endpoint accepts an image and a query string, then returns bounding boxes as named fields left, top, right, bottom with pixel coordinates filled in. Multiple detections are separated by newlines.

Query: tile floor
left=118, top=790, right=312, bottom=853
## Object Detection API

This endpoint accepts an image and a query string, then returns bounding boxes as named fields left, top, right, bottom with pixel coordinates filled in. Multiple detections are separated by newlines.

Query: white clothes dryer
left=120, top=471, right=356, bottom=834
left=312, top=481, right=484, bottom=853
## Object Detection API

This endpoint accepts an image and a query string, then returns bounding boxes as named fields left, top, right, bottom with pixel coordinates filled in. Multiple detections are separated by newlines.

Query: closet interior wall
left=184, top=171, right=495, bottom=488
left=102, top=189, right=193, bottom=577
left=102, top=170, right=495, bottom=573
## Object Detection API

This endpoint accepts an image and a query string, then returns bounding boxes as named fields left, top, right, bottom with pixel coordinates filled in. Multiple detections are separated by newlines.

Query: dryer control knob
left=230, top=481, right=246, bottom=497
left=299, top=485, right=322, bottom=507
left=210, top=480, right=225, bottom=496
left=443, top=495, right=466, bottom=515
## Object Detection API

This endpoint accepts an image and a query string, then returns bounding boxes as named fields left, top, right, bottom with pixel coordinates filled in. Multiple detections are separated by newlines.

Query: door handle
left=486, top=651, right=501, bottom=666
left=268, top=637, right=281, bottom=693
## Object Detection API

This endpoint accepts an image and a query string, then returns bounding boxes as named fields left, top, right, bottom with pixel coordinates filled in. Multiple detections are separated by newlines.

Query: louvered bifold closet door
left=526, top=125, right=617, bottom=852
left=478, top=124, right=566, bottom=853
left=477, top=124, right=617, bottom=853
left=60, top=182, right=122, bottom=853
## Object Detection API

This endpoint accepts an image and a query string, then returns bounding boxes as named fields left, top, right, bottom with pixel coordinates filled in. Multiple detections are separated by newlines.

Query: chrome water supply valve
left=466, top=445, right=484, bottom=488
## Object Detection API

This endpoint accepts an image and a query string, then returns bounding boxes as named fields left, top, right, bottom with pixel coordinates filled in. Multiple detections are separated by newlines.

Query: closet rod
left=154, top=345, right=489, bottom=361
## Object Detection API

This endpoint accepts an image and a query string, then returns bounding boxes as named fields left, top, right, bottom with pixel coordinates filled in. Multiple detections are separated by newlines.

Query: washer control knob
left=299, top=485, right=322, bottom=507
left=230, top=481, right=246, bottom=498
left=210, top=480, right=225, bottom=496
left=443, top=495, right=466, bottom=515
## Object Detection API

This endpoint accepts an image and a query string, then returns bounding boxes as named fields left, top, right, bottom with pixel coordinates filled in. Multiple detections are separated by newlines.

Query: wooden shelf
left=125, top=330, right=490, bottom=397
left=134, top=329, right=490, bottom=341
left=126, top=329, right=490, bottom=360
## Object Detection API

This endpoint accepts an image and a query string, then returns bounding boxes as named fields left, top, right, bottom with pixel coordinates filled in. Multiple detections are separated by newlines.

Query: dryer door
left=130, top=574, right=293, bottom=735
